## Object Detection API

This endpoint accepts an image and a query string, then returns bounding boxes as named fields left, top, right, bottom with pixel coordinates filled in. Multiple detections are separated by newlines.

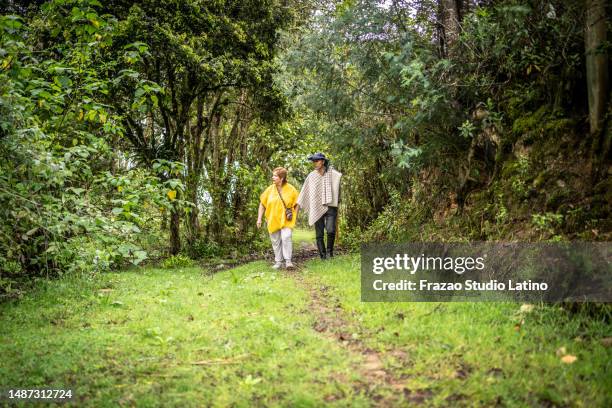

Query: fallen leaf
left=519, top=304, right=534, bottom=313
left=555, top=346, right=567, bottom=357
left=600, top=337, right=612, bottom=348
left=561, top=355, right=577, bottom=364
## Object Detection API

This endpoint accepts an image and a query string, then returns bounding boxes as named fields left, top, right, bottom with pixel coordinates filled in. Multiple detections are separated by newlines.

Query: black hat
left=307, top=152, right=327, bottom=161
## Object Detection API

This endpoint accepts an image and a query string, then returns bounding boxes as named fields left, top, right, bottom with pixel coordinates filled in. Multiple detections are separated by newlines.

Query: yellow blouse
left=260, top=183, right=298, bottom=233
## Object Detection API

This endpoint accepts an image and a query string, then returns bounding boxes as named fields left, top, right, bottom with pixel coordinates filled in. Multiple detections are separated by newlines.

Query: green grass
left=304, top=255, right=612, bottom=407
left=291, top=228, right=315, bottom=248
left=0, top=262, right=367, bottom=407
left=1, top=255, right=610, bottom=407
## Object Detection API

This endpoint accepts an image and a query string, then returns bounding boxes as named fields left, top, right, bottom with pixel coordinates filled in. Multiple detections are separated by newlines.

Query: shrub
left=161, top=254, right=194, bottom=269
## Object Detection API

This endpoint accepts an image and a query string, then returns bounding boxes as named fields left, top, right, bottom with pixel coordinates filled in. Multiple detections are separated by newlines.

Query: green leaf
left=53, top=76, right=73, bottom=88
left=68, top=187, right=85, bottom=195
left=135, top=87, right=145, bottom=98
left=132, top=250, right=148, bottom=265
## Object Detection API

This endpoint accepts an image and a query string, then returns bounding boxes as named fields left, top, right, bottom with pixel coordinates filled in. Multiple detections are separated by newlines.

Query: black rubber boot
left=326, top=233, right=335, bottom=258
left=316, top=237, right=327, bottom=259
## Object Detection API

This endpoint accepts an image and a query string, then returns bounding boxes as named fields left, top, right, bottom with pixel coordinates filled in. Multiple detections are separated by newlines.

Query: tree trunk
left=585, top=0, right=609, bottom=135
left=206, top=107, right=226, bottom=243
left=170, top=204, right=181, bottom=255
left=185, top=178, right=200, bottom=246
left=161, top=212, right=167, bottom=231
left=184, top=95, right=209, bottom=247
left=441, top=0, right=461, bottom=55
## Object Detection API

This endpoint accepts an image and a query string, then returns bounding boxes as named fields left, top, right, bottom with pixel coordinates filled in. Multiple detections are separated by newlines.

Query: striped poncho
left=297, top=166, right=342, bottom=226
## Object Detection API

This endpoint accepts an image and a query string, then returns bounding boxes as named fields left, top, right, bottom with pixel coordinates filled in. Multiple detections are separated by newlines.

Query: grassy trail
left=1, top=233, right=610, bottom=406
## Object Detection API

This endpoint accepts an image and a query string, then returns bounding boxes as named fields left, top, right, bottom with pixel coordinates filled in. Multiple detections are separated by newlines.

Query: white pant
left=270, top=227, right=293, bottom=264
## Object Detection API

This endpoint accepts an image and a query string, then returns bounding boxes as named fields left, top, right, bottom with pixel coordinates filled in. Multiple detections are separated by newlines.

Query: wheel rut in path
left=201, top=243, right=432, bottom=405
left=284, top=261, right=430, bottom=406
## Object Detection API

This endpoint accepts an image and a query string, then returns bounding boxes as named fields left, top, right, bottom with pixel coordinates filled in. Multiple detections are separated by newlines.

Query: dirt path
left=284, top=253, right=428, bottom=406
left=203, top=240, right=427, bottom=405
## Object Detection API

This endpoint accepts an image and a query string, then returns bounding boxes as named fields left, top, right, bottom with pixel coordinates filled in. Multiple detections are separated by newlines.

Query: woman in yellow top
left=257, top=167, right=299, bottom=269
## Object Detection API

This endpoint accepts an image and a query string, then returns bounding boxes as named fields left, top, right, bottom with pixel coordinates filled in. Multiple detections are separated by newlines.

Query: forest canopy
left=1, top=0, right=610, bottom=297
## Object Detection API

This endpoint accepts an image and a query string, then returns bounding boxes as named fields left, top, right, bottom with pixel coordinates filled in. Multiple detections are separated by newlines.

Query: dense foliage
left=0, top=1, right=192, bottom=297
left=281, top=0, right=610, bottom=244
left=1, top=0, right=610, bottom=296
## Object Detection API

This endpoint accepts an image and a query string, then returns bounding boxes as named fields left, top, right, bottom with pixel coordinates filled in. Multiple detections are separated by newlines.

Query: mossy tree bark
left=585, top=0, right=610, bottom=182
left=585, top=0, right=609, bottom=135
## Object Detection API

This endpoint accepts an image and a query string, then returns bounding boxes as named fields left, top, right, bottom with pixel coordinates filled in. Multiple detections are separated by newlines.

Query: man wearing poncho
left=296, top=153, right=342, bottom=259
